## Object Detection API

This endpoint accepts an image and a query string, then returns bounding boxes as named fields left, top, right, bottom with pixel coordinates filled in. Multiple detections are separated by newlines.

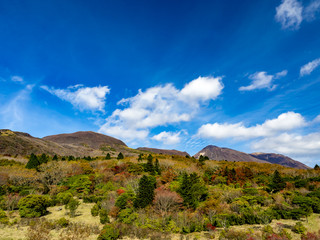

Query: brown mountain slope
left=137, top=147, right=190, bottom=157
left=250, top=152, right=310, bottom=170
left=194, top=145, right=309, bottom=169
left=0, top=129, right=81, bottom=156
left=194, top=145, right=270, bottom=164
left=0, top=129, right=128, bottom=157
left=43, top=131, right=127, bottom=150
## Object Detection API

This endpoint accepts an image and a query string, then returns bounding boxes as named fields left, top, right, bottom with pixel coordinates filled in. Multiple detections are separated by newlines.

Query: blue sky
left=1, top=0, right=320, bottom=166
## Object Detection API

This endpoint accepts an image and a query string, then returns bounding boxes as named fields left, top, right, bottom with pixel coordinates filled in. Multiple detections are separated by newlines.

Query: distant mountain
left=250, top=152, right=310, bottom=170
left=137, top=147, right=190, bottom=157
left=43, top=131, right=127, bottom=149
left=194, top=145, right=309, bottom=169
left=194, top=145, right=269, bottom=163
left=0, top=129, right=128, bottom=157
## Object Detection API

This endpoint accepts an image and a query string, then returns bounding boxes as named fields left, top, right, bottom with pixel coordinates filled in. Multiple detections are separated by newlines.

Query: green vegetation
left=0, top=152, right=320, bottom=239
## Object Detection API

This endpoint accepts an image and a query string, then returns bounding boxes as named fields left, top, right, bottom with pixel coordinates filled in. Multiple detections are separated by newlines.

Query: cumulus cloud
left=197, top=112, right=306, bottom=140
left=99, top=76, right=223, bottom=141
left=275, top=0, right=320, bottom=30
left=152, top=131, right=181, bottom=145
left=41, top=84, right=110, bottom=112
left=179, top=76, right=224, bottom=105
left=239, top=70, right=287, bottom=91
left=252, top=132, right=320, bottom=156
left=300, top=58, right=320, bottom=76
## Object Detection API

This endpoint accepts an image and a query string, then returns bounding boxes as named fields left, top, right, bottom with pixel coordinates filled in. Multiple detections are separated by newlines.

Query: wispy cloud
left=99, top=76, right=223, bottom=142
left=41, top=84, right=110, bottom=112
left=300, top=58, right=320, bottom=76
left=275, top=0, right=320, bottom=30
left=239, top=70, right=287, bottom=91
left=11, top=75, right=24, bottom=82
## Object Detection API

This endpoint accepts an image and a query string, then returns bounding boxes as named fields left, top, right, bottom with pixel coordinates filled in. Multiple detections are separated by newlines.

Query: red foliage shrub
left=117, top=189, right=125, bottom=196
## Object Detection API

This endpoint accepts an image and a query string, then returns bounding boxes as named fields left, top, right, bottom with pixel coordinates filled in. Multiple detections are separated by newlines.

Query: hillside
left=194, top=145, right=309, bottom=169
left=194, top=145, right=269, bottom=164
left=0, top=129, right=128, bottom=157
left=250, top=152, right=310, bottom=170
left=137, top=147, right=189, bottom=157
left=43, top=131, right=127, bottom=150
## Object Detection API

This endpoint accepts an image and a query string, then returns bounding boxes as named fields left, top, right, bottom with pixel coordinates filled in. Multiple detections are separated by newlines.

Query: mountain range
left=0, top=129, right=310, bottom=169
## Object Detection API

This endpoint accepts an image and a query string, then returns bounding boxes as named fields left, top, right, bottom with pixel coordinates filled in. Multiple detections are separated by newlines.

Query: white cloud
left=11, top=76, right=23, bottom=82
left=252, top=132, right=320, bottom=156
left=239, top=70, right=286, bottom=91
left=300, top=58, right=320, bottom=76
left=41, top=84, right=110, bottom=112
left=99, top=76, right=223, bottom=141
left=275, top=0, right=320, bottom=30
left=152, top=131, right=181, bottom=145
left=198, top=112, right=306, bottom=140
left=275, top=0, right=303, bottom=29
left=304, top=0, right=320, bottom=20
left=179, top=76, right=224, bottom=105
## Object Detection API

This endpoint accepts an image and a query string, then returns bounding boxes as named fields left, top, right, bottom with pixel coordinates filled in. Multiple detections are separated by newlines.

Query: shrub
left=0, top=208, right=9, bottom=224
left=56, top=217, right=70, bottom=228
left=18, top=195, right=51, bottom=218
left=91, top=203, right=100, bottom=216
left=65, top=198, right=80, bottom=218
left=153, top=187, right=183, bottom=215
left=292, top=221, right=306, bottom=234
left=99, top=208, right=110, bottom=224
left=56, top=191, right=73, bottom=205
left=98, top=224, right=119, bottom=240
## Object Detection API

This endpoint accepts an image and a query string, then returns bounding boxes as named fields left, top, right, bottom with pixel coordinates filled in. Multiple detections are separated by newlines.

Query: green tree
left=177, top=172, right=208, bottom=209
left=105, top=153, right=111, bottom=160
left=154, top=158, right=161, bottom=175
left=134, top=175, right=156, bottom=208
left=138, top=153, right=143, bottom=162
left=98, top=224, right=119, bottom=240
left=315, top=164, right=320, bottom=170
left=39, top=153, right=49, bottom=164
left=18, top=195, right=51, bottom=218
left=117, top=152, right=124, bottom=160
left=269, top=170, right=286, bottom=193
left=26, top=153, right=40, bottom=169
left=145, top=154, right=154, bottom=174
left=52, top=154, right=58, bottom=161
left=99, top=208, right=110, bottom=224
left=66, top=198, right=80, bottom=218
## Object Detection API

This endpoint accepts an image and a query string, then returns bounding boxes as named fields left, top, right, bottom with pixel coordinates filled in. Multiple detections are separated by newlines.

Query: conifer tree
left=269, top=170, right=286, bottom=193
left=105, top=153, right=111, bottom=160
left=146, top=154, right=154, bottom=173
left=117, top=152, right=124, bottom=160
left=39, top=153, right=48, bottom=164
left=26, top=153, right=40, bottom=169
left=154, top=158, right=161, bottom=175
left=134, top=175, right=155, bottom=208
left=138, top=154, right=143, bottom=162
left=52, top=154, right=58, bottom=161
left=314, top=164, right=320, bottom=170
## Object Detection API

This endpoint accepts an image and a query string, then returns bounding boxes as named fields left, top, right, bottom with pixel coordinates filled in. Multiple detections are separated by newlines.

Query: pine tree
left=269, top=170, right=286, bottom=193
left=117, top=152, right=124, bottom=160
left=39, top=153, right=49, bottom=164
left=314, top=164, right=320, bottom=170
left=154, top=158, right=161, bottom=175
left=52, top=155, right=58, bottom=161
left=146, top=154, right=154, bottom=173
left=134, top=175, right=155, bottom=208
left=26, top=153, right=40, bottom=169
left=105, top=153, right=111, bottom=160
